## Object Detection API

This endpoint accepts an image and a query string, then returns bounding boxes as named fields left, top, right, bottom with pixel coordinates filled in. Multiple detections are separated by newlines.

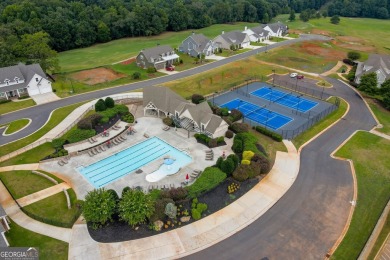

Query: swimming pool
left=78, top=137, right=192, bottom=188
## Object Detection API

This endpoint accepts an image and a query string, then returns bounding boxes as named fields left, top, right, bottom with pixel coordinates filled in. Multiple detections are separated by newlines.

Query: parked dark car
left=297, top=75, right=304, bottom=79
left=166, top=66, right=175, bottom=71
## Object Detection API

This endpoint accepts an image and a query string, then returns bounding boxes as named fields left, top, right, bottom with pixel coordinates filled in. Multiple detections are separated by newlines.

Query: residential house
left=136, top=45, right=179, bottom=70
left=213, top=31, right=251, bottom=50
left=0, top=63, right=53, bottom=100
left=355, top=54, right=390, bottom=87
left=0, top=205, right=10, bottom=247
left=143, top=86, right=228, bottom=138
left=243, top=26, right=270, bottom=42
left=262, top=21, right=288, bottom=37
left=179, top=33, right=216, bottom=57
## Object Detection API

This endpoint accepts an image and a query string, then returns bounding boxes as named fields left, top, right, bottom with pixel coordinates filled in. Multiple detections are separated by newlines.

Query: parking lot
left=273, top=74, right=321, bottom=90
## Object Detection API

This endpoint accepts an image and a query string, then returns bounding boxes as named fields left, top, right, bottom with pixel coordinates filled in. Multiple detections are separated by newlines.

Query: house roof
left=251, top=26, right=269, bottom=36
left=143, top=86, right=188, bottom=115
left=0, top=205, right=6, bottom=217
left=0, top=63, right=48, bottom=92
left=262, top=21, right=287, bottom=33
left=140, top=45, right=174, bottom=63
left=191, top=34, right=211, bottom=52
left=205, top=115, right=224, bottom=133
left=219, top=31, right=248, bottom=45
left=355, top=54, right=390, bottom=79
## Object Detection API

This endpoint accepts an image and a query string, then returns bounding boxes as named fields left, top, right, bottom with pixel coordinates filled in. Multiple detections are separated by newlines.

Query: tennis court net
left=272, top=91, right=292, bottom=103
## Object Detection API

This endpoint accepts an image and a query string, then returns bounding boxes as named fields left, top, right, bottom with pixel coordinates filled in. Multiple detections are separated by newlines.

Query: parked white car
left=290, top=72, right=298, bottom=78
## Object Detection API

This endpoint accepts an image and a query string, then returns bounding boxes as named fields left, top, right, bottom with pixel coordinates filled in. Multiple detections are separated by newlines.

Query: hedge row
left=186, top=167, right=227, bottom=198
left=253, top=126, right=283, bottom=142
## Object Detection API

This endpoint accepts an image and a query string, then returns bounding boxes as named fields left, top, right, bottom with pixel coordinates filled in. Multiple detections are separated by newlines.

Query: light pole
left=296, top=96, right=301, bottom=114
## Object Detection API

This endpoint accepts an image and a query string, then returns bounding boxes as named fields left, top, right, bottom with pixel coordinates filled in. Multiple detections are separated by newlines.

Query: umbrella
left=186, top=174, right=189, bottom=181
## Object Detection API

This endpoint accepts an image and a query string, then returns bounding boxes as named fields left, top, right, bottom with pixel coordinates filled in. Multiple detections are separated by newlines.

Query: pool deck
left=39, top=116, right=233, bottom=199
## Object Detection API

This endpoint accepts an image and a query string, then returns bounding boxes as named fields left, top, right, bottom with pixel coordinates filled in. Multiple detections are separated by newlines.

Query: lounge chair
left=92, top=136, right=98, bottom=142
left=94, top=147, right=100, bottom=154
left=205, top=157, right=213, bottom=161
left=190, top=172, right=199, bottom=178
left=144, top=133, right=149, bottom=138
left=57, top=160, right=64, bottom=166
left=121, top=134, right=127, bottom=140
left=116, top=137, right=122, bottom=143
left=88, top=138, right=94, bottom=144
left=88, top=150, right=94, bottom=157
left=194, top=169, right=202, bottom=174
left=119, top=136, right=126, bottom=141
left=100, top=145, right=106, bottom=151
left=91, top=149, right=97, bottom=155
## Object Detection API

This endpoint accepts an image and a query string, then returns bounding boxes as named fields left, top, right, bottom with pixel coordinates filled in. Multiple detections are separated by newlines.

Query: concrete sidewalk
left=68, top=140, right=299, bottom=259
left=16, top=182, right=71, bottom=207
left=0, top=181, right=72, bottom=243
left=370, top=129, right=390, bottom=141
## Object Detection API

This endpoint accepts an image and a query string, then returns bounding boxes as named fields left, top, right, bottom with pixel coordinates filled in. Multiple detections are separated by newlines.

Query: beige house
left=143, top=86, right=228, bottom=138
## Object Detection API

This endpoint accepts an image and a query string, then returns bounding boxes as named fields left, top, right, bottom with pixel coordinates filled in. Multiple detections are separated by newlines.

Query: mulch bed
left=94, top=114, right=122, bottom=134
left=88, top=177, right=261, bottom=243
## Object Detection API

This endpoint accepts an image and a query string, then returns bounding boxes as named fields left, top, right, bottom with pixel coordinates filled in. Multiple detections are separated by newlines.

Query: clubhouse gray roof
left=139, top=45, right=174, bottom=62
left=355, top=54, right=390, bottom=79
left=219, top=31, right=248, bottom=45
left=205, top=115, right=223, bottom=133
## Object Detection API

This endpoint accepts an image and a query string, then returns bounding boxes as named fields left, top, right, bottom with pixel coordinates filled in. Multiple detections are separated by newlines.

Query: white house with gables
left=0, top=63, right=53, bottom=100
left=261, top=21, right=288, bottom=37
left=143, top=86, right=228, bottom=138
left=243, top=26, right=270, bottom=42
left=355, top=54, right=390, bottom=87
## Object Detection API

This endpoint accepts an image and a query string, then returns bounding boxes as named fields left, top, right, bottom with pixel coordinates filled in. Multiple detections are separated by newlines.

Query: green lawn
left=272, top=15, right=390, bottom=55
left=58, top=22, right=259, bottom=73
left=5, top=220, right=68, bottom=260
left=293, top=97, right=348, bottom=149
left=367, top=213, right=390, bottom=260
left=4, top=118, right=30, bottom=134
left=0, top=171, right=55, bottom=199
left=0, top=102, right=85, bottom=158
left=269, top=37, right=288, bottom=42
left=251, top=129, right=287, bottom=165
left=332, top=131, right=390, bottom=259
left=0, top=99, right=36, bottom=115
left=163, top=56, right=288, bottom=99
left=367, top=99, right=390, bottom=135
left=23, top=189, right=81, bottom=228
left=174, top=53, right=212, bottom=71
left=0, top=143, right=55, bottom=167
left=216, top=48, right=250, bottom=57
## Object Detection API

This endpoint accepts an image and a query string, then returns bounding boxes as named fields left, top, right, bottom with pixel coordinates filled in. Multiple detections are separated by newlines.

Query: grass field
left=272, top=15, right=390, bottom=55
left=251, top=129, right=287, bottom=164
left=293, top=97, right=348, bottom=149
left=58, top=22, right=258, bottom=73
left=0, top=102, right=86, bottom=158
left=0, top=143, right=55, bottom=167
left=5, top=220, right=68, bottom=260
left=0, top=99, right=36, bottom=115
left=4, top=118, right=30, bottom=134
left=215, top=48, right=250, bottom=57
left=332, top=131, right=390, bottom=259
left=23, top=189, right=80, bottom=228
left=163, top=56, right=289, bottom=98
left=367, top=213, right=390, bottom=259
left=0, top=171, right=55, bottom=199
left=367, top=99, right=390, bottom=135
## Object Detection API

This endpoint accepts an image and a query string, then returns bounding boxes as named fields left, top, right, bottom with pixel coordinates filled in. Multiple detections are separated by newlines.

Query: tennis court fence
left=272, top=78, right=331, bottom=101
left=243, top=101, right=339, bottom=140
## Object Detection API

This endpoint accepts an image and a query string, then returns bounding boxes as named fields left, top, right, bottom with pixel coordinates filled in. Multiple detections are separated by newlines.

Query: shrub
left=98, top=108, right=117, bottom=120
left=82, top=188, right=117, bottom=229
left=343, top=58, right=355, bottom=66
left=146, top=67, right=157, bottom=73
left=251, top=154, right=271, bottom=174
left=230, top=109, right=243, bottom=121
left=220, top=158, right=235, bottom=175
left=118, top=189, right=155, bottom=227
left=150, top=198, right=174, bottom=222
left=113, top=104, right=129, bottom=115
left=168, top=187, right=188, bottom=201
left=241, top=159, right=251, bottom=165
left=107, top=189, right=120, bottom=204
left=132, top=72, right=141, bottom=79
left=220, top=107, right=229, bottom=116
left=186, top=167, right=227, bottom=198
left=192, top=208, right=201, bottom=220
left=216, top=136, right=224, bottom=144
left=232, top=165, right=250, bottom=182
left=87, top=114, right=103, bottom=128
left=163, top=117, right=174, bottom=126
left=229, top=122, right=249, bottom=133
left=77, top=118, right=92, bottom=130
left=191, top=94, right=205, bottom=104
left=121, top=112, right=134, bottom=123
left=194, top=133, right=211, bottom=144
left=216, top=157, right=223, bottom=169
left=346, top=66, right=357, bottom=82
left=227, top=182, right=240, bottom=194
left=0, top=99, right=11, bottom=104
left=242, top=151, right=255, bottom=161
left=232, top=139, right=243, bottom=153
left=347, top=51, right=361, bottom=61
left=225, top=130, right=234, bottom=138
left=100, top=116, right=109, bottom=124
left=253, top=126, right=282, bottom=142
left=104, top=97, right=115, bottom=108
left=121, top=186, right=131, bottom=197
left=223, top=117, right=233, bottom=126
left=197, top=203, right=207, bottom=213
left=51, top=138, right=65, bottom=150
left=227, top=154, right=239, bottom=168
left=208, top=138, right=218, bottom=148
left=95, top=99, right=106, bottom=112
left=67, top=129, right=96, bottom=143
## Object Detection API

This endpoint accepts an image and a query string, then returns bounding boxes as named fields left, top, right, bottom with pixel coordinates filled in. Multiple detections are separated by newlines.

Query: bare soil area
left=299, top=42, right=345, bottom=60
left=70, top=67, right=126, bottom=85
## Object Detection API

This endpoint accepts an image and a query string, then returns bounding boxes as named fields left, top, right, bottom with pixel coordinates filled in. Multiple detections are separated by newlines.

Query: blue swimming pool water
left=251, top=87, right=318, bottom=112
left=78, top=137, right=192, bottom=188
left=221, top=99, right=293, bottom=130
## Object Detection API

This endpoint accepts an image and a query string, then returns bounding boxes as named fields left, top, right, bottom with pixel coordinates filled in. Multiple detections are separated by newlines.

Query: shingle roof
left=355, top=54, right=390, bottom=79
left=0, top=63, right=47, bottom=92
left=143, top=86, right=188, bottom=115
left=0, top=65, right=24, bottom=83
left=205, top=115, right=223, bottom=133
left=0, top=205, right=6, bottom=217
left=191, top=34, right=211, bottom=52
left=220, top=31, right=248, bottom=45
left=262, top=21, right=287, bottom=33
left=251, top=26, right=269, bottom=36
left=140, top=45, right=174, bottom=63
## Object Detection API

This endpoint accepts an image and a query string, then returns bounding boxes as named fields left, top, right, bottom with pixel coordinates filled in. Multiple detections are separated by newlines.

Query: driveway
left=0, top=34, right=330, bottom=146
left=184, top=78, right=377, bottom=259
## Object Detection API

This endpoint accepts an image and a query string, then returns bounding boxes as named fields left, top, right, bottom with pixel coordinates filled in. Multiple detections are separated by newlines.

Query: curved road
left=185, top=78, right=377, bottom=259
left=0, top=34, right=330, bottom=145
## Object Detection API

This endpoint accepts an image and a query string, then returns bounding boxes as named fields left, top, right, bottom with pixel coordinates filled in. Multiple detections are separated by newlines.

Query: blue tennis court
left=251, top=87, right=318, bottom=112
left=221, top=99, right=293, bottom=130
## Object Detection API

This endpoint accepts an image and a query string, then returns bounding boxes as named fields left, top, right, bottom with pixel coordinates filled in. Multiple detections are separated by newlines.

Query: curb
left=2, top=118, right=32, bottom=137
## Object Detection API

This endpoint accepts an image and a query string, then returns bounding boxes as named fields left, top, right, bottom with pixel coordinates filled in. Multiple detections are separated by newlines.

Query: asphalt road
left=184, top=78, right=377, bottom=259
left=0, top=34, right=330, bottom=146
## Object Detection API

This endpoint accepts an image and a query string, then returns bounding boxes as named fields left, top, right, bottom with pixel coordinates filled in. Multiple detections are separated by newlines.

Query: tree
left=380, top=79, right=390, bottom=95
left=95, top=99, right=106, bottom=112
left=359, top=72, right=378, bottom=95
left=300, top=10, right=310, bottom=22
left=347, top=51, right=361, bottom=61
left=221, top=158, right=235, bottom=175
left=104, top=97, right=115, bottom=108
left=330, top=15, right=340, bottom=24
left=289, top=9, right=295, bottom=21
left=82, top=188, right=117, bottom=229
left=322, top=11, right=328, bottom=18
left=382, top=92, right=390, bottom=110
left=118, top=189, right=155, bottom=227
left=97, top=21, right=111, bottom=43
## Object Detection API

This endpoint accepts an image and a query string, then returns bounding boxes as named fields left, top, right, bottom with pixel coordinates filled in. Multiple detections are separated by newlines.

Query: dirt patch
left=311, top=29, right=332, bottom=36
left=121, top=57, right=136, bottom=65
left=334, top=36, right=375, bottom=52
left=299, top=42, right=345, bottom=60
left=70, top=67, right=126, bottom=85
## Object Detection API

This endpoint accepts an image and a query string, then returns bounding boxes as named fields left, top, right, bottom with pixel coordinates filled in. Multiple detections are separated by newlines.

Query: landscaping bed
left=88, top=177, right=259, bottom=242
